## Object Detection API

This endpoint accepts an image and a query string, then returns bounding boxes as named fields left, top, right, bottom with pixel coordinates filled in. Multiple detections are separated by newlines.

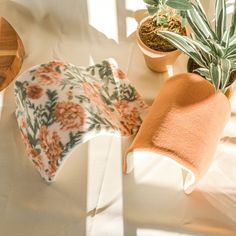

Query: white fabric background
left=0, top=0, right=236, bottom=235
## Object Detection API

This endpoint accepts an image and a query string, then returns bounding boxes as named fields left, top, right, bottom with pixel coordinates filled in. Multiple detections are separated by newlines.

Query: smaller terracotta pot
left=124, top=73, right=231, bottom=194
left=136, top=17, right=182, bottom=73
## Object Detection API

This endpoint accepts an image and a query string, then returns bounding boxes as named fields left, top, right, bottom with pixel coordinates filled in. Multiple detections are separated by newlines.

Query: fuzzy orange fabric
left=124, top=73, right=231, bottom=194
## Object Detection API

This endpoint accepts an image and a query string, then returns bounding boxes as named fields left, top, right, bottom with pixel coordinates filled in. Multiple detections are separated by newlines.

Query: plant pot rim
left=136, top=16, right=181, bottom=55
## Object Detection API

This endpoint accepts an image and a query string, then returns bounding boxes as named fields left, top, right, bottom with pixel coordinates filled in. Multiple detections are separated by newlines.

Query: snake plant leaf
left=191, top=4, right=217, bottom=41
left=144, top=0, right=159, bottom=5
left=157, top=0, right=236, bottom=92
left=225, top=44, right=236, bottom=57
left=209, top=41, right=225, bottom=57
left=194, top=0, right=210, bottom=24
left=215, top=0, right=227, bottom=41
left=209, top=63, right=221, bottom=91
left=221, top=58, right=232, bottom=90
left=159, top=31, right=206, bottom=67
left=226, top=54, right=236, bottom=61
left=166, top=0, right=192, bottom=10
left=192, top=2, right=217, bottom=41
left=182, top=36, right=212, bottom=54
left=186, top=36, right=214, bottom=62
left=221, top=29, right=230, bottom=48
left=230, top=0, right=236, bottom=37
left=194, top=68, right=210, bottom=79
left=179, top=10, right=187, bottom=26
left=187, top=7, right=215, bottom=40
left=232, top=66, right=236, bottom=73
left=229, top=35, right=236, bottom=46
left=225, top=47, right=236, bottom=61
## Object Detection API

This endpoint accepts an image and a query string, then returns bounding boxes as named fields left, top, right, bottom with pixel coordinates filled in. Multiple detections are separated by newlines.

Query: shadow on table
left=122, top=173, right=236, bottom=236
left=121, top=137, right=236, bottom=236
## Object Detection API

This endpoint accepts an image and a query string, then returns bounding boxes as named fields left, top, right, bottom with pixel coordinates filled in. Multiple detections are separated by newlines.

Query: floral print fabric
left=15, top=59, right=148, bottom=182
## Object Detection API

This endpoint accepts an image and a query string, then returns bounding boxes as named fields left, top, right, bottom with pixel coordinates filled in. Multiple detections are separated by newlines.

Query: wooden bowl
left=0, top=17, right=25, bottom=91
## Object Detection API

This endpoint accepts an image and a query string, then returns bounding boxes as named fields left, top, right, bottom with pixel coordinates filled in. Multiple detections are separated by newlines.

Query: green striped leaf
left=194, top=68, right=210, bottom=79
left=166, top=0, right=192, bottom=10
left=209, top=40, right=224, bottom=57
left=189, top=33, right=195, bottom=40
left=227, top=53, right=236, bottom=61
left=159, top=31, right=206, bottom=67
left=179, top=10, right=187, bottom=26
left=220, top=58, right=232, bottom=90
left=192, top=1, right=216, bottom=39
left=193, top=34, right=213, bottom=50
left=200, top=51, right=213, bottom=65
left=221, top=29, right=230, bottom=48
left=229, top=35, right=236, bottom=46
left=194, top=0, right=208, bottom=22
left=230, top=0, right=236, bottom=37
left=225, top=44, right=236, bottom=57
left=187, top=7, right=215, bottom=40
left=226, top=51, right=236, bottom=61
left=209, top=63, right=221, bottom=91
left=182, top=36, right=211, bottom=54
left=186, top=37, right=214, bottom=62
left=215, top=0, right=226, bottom=41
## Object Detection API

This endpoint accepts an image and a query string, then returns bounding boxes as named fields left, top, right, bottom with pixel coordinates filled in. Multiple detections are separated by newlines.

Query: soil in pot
left=139, top=16, right=186, bottom=52
left=187, top=58, right=236, bottom=87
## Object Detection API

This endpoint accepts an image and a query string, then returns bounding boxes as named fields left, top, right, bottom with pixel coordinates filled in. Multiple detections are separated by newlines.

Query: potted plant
left=159, top=0, right=236, bottom=95
left=124, top=0, right=235, bottom=194
left=137, top=0, right=192, bottom=72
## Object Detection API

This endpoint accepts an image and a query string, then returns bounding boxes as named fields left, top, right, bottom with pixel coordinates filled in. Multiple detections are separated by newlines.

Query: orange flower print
left=38, top=73, right=60, bottom=85
left=48, top=61, right=66, bottom=68
left=21, top=133, right=44, bottom=170
left=82, top=82, right=104, bottom=107
left=55, top=101, right=85, bottom=130
left=29, top=148, right=44, bottom=170
left=33, top=61, right=65, bottom=85
left=92, top=82, right=102, bottom=90
left=113, top=68, right=126, bottom=80
left=38, top=125, right=62, bottom=163
left=38, top=126, right=62, bottom=179
left=82, top=82, right=100, bottom=98
left=20, top=117, right=27, bottom=129
left=82, top=82, right=117, bottom=123
left=109, top=61, right=126, bottom=80
left=27, top=84, right=43, bottom=99
left=115, top=100, right=141, bottom=135
left=135, top=93, right=149, bottom=110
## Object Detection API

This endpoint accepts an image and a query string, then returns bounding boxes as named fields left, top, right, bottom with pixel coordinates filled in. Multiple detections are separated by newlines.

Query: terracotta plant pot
left=136, top=16, right=182, bottom=73
left=124, top=73, right=231, bottom=194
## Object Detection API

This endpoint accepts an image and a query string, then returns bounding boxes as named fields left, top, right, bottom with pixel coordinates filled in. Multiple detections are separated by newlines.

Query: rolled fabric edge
left=123, top=73, right=231, bottom=194
left=124, top=149, right=197, bottom=194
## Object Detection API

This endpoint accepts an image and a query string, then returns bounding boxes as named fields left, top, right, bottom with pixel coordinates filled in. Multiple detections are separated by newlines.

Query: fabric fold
left=15, top=59, right=148, bottom=182
left=124, top=73, right=231, bottom=194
